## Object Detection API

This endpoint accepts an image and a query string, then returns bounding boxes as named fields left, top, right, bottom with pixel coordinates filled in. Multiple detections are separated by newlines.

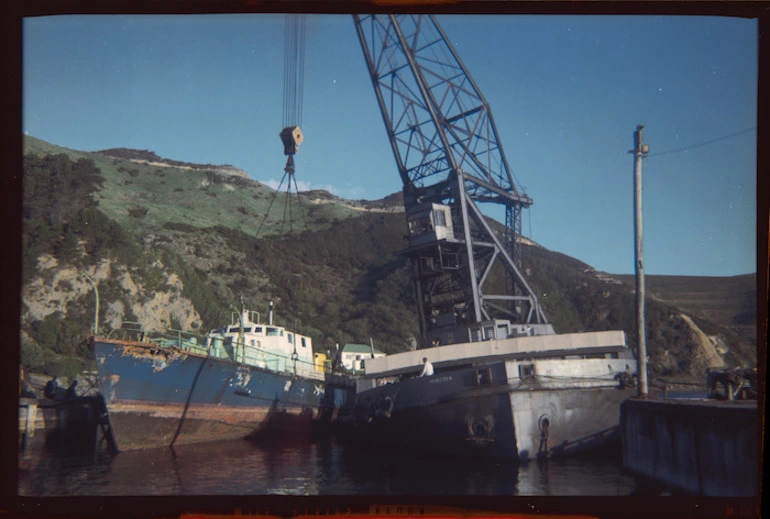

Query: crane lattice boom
left=354, top=14, right=552, bottom=347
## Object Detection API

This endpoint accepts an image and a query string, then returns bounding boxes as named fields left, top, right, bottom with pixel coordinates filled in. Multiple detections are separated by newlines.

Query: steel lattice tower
left=354, top=14, right=549, bottom=346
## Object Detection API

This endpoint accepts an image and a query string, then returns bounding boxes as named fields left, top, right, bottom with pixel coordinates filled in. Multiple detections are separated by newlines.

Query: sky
left=22, top=14, right=758, bottom=277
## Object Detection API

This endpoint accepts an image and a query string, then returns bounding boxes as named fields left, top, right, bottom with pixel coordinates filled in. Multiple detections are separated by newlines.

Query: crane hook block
left=280, top=126, right=304, bottom=156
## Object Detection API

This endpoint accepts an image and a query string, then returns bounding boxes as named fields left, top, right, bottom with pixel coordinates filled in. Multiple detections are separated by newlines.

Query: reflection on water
left=19, top=436, right=638, bottom=496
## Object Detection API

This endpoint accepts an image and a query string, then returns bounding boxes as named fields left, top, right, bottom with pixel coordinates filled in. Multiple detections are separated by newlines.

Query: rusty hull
left=106, top=400, right=318, bottom=450
left=93, top=338, right=331, bottom=451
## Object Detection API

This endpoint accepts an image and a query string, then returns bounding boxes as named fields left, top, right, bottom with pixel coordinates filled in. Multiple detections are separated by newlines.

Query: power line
left=648, top=126, right=756, bottom=157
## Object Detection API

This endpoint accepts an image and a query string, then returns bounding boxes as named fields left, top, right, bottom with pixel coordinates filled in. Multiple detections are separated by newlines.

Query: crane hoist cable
left=256, top=14, right=308, bottom=239
left=280, top=13, right=305, bottom=170
left=283, top=14, right=305, bottom=130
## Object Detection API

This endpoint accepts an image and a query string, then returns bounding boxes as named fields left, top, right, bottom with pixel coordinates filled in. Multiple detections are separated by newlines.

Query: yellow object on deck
left=314, top=352, right=327, bottom=373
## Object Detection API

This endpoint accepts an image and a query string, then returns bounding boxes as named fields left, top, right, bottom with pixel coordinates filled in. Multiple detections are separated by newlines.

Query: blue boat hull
left=94, top=339, right=345, bottom=450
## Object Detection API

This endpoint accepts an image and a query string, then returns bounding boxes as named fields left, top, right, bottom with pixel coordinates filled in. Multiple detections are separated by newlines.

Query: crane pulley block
left=280, top=126, right=304, bottom=156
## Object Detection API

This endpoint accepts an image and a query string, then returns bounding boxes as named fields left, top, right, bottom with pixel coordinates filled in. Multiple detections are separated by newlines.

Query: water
left=19, top=437, right=640, bottom=497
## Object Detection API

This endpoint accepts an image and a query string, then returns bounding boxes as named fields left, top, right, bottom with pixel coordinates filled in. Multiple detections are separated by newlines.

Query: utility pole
left=632, top=125, right=649, bottom=398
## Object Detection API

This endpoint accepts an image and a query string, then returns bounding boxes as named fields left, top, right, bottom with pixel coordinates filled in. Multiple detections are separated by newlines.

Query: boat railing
left=107, top=321, right=146, bottom=341
left=107, top=322, right=208, bottom=351
left=162, top=328, right=209, bottom=351
left=225, top=338, right=327, bottom=381
left=105, top=322, right=327, bottom=380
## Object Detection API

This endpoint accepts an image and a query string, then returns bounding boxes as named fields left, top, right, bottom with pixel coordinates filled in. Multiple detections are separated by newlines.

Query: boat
left=92, top=301, right=355, bottom=451
left=344, top=321, right=638, bottom=462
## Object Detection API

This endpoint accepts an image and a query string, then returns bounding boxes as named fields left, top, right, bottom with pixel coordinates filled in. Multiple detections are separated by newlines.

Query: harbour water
left=19, top=430, right=758, bottom=519
left=19, top=436, right=639, bottom=497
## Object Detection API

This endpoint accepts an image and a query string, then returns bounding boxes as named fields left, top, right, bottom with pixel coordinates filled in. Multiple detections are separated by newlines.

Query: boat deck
left=363, top=330, right=628, bottom=377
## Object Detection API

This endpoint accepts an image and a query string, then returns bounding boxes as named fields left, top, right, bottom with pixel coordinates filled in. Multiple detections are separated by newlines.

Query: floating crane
left=353, top=15, right=550, bottom=347
left=345, top=17, right=636, bottom=465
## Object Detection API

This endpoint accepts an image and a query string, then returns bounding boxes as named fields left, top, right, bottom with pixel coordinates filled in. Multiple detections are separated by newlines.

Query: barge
left=347, top=323, right=638, bottom=462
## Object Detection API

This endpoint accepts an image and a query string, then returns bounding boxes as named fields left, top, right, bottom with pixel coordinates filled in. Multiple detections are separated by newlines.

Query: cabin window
left=288, top=333, right=293, bottom=344
left=483, top=326, right=495, bottom=340
left=254, top=327, right=262, bottom=334
left=227, top=326, right=252, bottom=333
left=441, top=252, right=459, bottom=269
left=432, top=209, right=446, bottom=227
left=409, top=215, right=432, bottom=234
left=519, top=364, right=536, bottom=378
left=250, top=340, right=256, bottom=347
left=475, top=367, right=493, bottom=386
left=301, top=337, right=307, bottom=348
left=266, top=327, right=279, bottom=337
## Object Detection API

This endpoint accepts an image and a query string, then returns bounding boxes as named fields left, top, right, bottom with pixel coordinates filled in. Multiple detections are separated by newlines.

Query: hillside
left=19, top=136, right=757, bottom=380
left=616, top=274, right=756, bottom=329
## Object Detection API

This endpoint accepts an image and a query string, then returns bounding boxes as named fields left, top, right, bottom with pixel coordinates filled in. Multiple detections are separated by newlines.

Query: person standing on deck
left=65, top=380, right=78, bottom=400
left=420, top=357, right=434, bottom=377
left=44, top=376, right=59, bottom=400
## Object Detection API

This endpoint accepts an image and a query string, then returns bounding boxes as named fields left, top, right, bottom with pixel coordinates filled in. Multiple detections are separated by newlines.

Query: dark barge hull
left=346, top=362, right=636, bottom=462
left=94, top=338, right=344, bottom=451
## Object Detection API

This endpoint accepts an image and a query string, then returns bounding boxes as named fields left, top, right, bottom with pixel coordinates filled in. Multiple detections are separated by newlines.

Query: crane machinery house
left=406, top=203, right=455, bottom=247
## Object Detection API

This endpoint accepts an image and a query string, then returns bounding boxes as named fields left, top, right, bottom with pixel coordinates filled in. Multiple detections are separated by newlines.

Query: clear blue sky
left=23, top=14, right=757, bottom=277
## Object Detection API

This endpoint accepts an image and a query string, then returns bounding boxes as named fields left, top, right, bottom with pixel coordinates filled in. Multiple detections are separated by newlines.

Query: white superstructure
left=205, top=304, right=321, bottom=380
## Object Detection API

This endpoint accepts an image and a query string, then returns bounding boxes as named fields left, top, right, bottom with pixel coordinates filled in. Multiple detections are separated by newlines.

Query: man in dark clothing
left=65, top=380, right=78, bottom=399
left=44, top=376, right=59, bottom=400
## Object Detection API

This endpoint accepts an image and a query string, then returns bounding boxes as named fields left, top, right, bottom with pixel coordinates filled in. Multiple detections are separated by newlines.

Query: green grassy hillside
left=23, top=135, right=364, bottom=240
left=19, top=136, right=757, bottom=379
